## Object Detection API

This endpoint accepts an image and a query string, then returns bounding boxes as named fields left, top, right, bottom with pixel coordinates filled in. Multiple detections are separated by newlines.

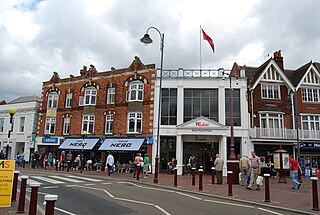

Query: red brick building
left=36, top=56, right=155, bottom=163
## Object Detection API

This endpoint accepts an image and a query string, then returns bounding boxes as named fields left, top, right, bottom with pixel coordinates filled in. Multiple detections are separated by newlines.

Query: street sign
left=0, top=160, right=15, bottom=207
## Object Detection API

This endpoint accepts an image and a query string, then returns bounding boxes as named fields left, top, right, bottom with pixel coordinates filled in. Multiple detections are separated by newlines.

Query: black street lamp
left=140, top=27, right=164, bottom=184
left=6, top=107, right=17, bottom=159
left=80, top=130, right=87, bottom=174
left=223, top=71, right=239, bottom=184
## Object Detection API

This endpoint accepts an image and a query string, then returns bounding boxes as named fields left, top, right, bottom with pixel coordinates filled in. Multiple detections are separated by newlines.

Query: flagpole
left=200, top=25, right=202, bottom=70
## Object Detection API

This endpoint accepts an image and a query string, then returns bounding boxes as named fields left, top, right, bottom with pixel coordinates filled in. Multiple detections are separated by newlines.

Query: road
left=18, top=169, right=300, bottom=215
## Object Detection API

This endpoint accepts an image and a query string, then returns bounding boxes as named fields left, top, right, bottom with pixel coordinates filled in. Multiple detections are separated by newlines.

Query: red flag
left=202, top=28, right=215, bottom=52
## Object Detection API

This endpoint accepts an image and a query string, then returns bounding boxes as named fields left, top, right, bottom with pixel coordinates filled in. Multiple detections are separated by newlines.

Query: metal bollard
left=136, top=166, right=140, bottom=181
left=17, top=175, right=28, bottom=214
left=227, top=171, right=233, bottom=196
left=264, top=174, right=270, bottom=202
left=199, top=169, right=203, bottom=191
left=29, top=183, right=40, bottom=215
left=44, top=194, right=58, bottom=215
left=174, top=167, right=178, bottom=187
left=44, top=161, right=47, bottom=170
left=67, top=161, right=70, bottom=172
left=311, top=177, right=319, bottom=211
left=182, top=165, right=185, bottom=176
left=22, top=160, right=25, bottom=168
left=11, top=171, right=20, bottom=202
left=211, top=167, right=215, bottom=185
left=55, top=162, right=58, bottom=171
left=33, top=159, right=36, bottom=169
left=191, top=168, right=196, bottom=186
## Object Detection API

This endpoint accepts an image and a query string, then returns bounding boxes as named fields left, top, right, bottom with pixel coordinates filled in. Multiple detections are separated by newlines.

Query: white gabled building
left=153, top=68, right=250, bottom=176
left=0, top=96, right=40, bottom=161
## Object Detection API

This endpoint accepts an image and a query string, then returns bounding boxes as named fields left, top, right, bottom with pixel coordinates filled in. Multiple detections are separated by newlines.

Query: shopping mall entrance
left=183, top=142, right=219, bottom=172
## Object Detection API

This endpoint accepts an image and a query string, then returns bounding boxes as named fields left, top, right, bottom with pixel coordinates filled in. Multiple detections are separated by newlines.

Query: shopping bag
left=104, top=166, right=108, bottom=173
left=239, top=172, right=242, bottom=184
left=256, top=175, right=263, bottom=186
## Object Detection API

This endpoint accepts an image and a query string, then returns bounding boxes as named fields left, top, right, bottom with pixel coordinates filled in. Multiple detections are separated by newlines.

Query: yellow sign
left=0, top=160, right=15, bottom=207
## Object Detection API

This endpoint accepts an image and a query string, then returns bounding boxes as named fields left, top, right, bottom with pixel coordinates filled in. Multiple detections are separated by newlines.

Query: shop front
left=299, top=141, right=320, bottom=177
left=98, top=138, right=150, bottom=164
left=0, top=139, right=16, bottom=160
left=36, top=137, right=64, bottom=158
left=254, top=143, right=294, bottom=166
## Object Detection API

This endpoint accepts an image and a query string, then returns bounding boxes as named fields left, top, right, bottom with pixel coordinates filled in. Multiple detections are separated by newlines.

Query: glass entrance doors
left=183, top=142, right=219, bottom=172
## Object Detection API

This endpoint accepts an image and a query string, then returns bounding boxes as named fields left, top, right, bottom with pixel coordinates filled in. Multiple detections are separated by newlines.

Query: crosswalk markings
left=32, top=176, right=65, bottom=184
left=84, top=183, right=95, bottom=186
left=49, top=175, right=84, bottom=183
left=66, top=175, right=103, bottom=182
left=19, top=177, right=43, bottom=185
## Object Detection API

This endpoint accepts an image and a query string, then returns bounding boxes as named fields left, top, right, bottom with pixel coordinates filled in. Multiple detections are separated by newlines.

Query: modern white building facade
left=153, top=68, right=251, bottom=176
left=0, top=96, right=40, bottom=161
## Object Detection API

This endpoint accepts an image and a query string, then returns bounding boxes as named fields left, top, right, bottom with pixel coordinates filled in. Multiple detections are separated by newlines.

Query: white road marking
left=19, top=177, right=43, bottom=185
left=154, top=205, right=172, bottom=215
left=84, top=183, right=95, bottom=186
left=50, top=175, right=84, bottom=183
left=142, top=186, right=175, bottom=193
left=101, top=182, right=112, bottom=185
left=65, top=185, right=78, bottom=187
left=32, top=176, right=65, bottom=184
left=102, top=190, right=114, bottom=198
left=55, top=207, right=77, bottom=215
left=203, top=199, right=254, bottom=208
left=43, top=186, right=59, bottom=189
left=66, top=175, right=102, bottom=182
left=257, top=207, right=284, bottom=215
left=113, top=197, right=154, bottom=206
left=176, top=192, right=202, bottom=200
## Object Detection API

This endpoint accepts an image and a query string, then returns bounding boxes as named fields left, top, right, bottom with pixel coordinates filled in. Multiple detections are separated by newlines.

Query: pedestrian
left=48, top=152, right=53, bottom=170
left=239, top=155, right=250, bottom=186
left=133, top=153, right=143, bottom=178
left=34, top=151, right=39, bottom=168
left=143, top=154, right=150, bottom=178
left=74, top=155, right=81, bottom=170
left=214, top=154, right=224, bottom=184
left=60, top=151, right=66, bottom=170
left=67, top=151, right=73, bottom=170
left=0, top=150, right=5, bottom=159
left=43, top=155, right=47, bottom=168
left=289, top=155, right=302, bottom=190
left=106, top=153, right=114, bottom=176
left=246, top=151, right=262, bottom=190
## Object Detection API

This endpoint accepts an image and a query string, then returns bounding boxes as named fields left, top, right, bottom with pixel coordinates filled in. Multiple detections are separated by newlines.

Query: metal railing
left=250, top=127, right=320, bottom=140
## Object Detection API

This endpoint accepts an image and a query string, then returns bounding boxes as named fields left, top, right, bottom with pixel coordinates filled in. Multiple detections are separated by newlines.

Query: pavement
left=1, top=165, right=320, bottom=215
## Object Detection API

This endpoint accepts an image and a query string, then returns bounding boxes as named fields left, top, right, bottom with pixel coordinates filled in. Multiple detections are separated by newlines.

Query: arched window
left=47, top=92, right=58, bottom=109
left=128, top=81, right=144, bottom=102
left=84, top=86, right=97, bottom=105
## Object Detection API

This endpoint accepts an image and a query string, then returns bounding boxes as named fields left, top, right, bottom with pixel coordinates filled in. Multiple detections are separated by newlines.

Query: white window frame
left=127, top=112, right=142, bottom=133
left=63, top=117, right=70, bottom=135
left=0, top=118, right=4, bottom=133
left=65, top=93, right=72, bottom=108
left=45, top=118, right=56, bottom=134
left=18, top=117, right=25, bottom=133
left=261, top=84, right=280, bottom=99
left=107, top=88, right=115, bottom=104
left=128, top=81, right=144, bottom=102
left=47, top=92, right=58, bottom=108
left=82, top=115, right=95, bottom=134
left=105, top=114, right=113, bottom=134
left=84, top=87, right=97, bottom=105
left=260, top=113, right=284, bottom=129
left=301, top=88, right=320, bottom=103
left=301, top=115, right=320, bottom=131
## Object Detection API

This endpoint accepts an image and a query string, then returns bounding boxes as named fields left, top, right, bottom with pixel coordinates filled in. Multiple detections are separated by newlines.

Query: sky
left=1, top=0, right=320, bottom=102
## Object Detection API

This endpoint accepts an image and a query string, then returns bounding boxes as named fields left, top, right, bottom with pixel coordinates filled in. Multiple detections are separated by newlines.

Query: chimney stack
left=273, top=50, right=284, bottom=70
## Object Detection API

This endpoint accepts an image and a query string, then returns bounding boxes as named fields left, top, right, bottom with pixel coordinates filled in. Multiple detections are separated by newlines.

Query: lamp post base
left=227, top=160, right=239, bottom=184
left=153, top=156, right=159, bottom=184
left=278, top=170, right=287, bottom=183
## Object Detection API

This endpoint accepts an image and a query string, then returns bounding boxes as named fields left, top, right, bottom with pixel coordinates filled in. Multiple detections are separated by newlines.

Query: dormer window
left=84, top=87, right=97, bottom=105
left=128, top=81, right=144, bottom=102
left=47, top=92, right=58, bottom=108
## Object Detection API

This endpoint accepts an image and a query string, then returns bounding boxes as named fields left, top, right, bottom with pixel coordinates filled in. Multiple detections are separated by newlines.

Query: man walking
left=143, top=154, right=150, bottom=178
left=214, top=154, right=224, bottom=184
left=0, top=150, right=5, bottom=159
left=246, top=151, right=261, bottom=190
left=106, top=153, right=114, bottom=176
left=289, top=155, right=302, bottom=190
left=239, top=155, right=250, bottom=186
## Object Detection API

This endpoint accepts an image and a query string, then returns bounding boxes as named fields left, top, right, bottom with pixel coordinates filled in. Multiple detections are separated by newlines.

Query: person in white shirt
left=106, top=153, right=115, bottom=176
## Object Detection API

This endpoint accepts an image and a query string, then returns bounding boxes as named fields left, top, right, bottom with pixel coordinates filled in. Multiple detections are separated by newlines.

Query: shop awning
left=99, top=138, right=145, bottom=151
left=58, top=138, right=100, bottom=150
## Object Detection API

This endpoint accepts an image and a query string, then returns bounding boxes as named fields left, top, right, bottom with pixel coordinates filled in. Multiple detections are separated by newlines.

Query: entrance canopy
left=58, top=138, right=99, bottom=150
left=99, top=138, right=145, bottom=151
